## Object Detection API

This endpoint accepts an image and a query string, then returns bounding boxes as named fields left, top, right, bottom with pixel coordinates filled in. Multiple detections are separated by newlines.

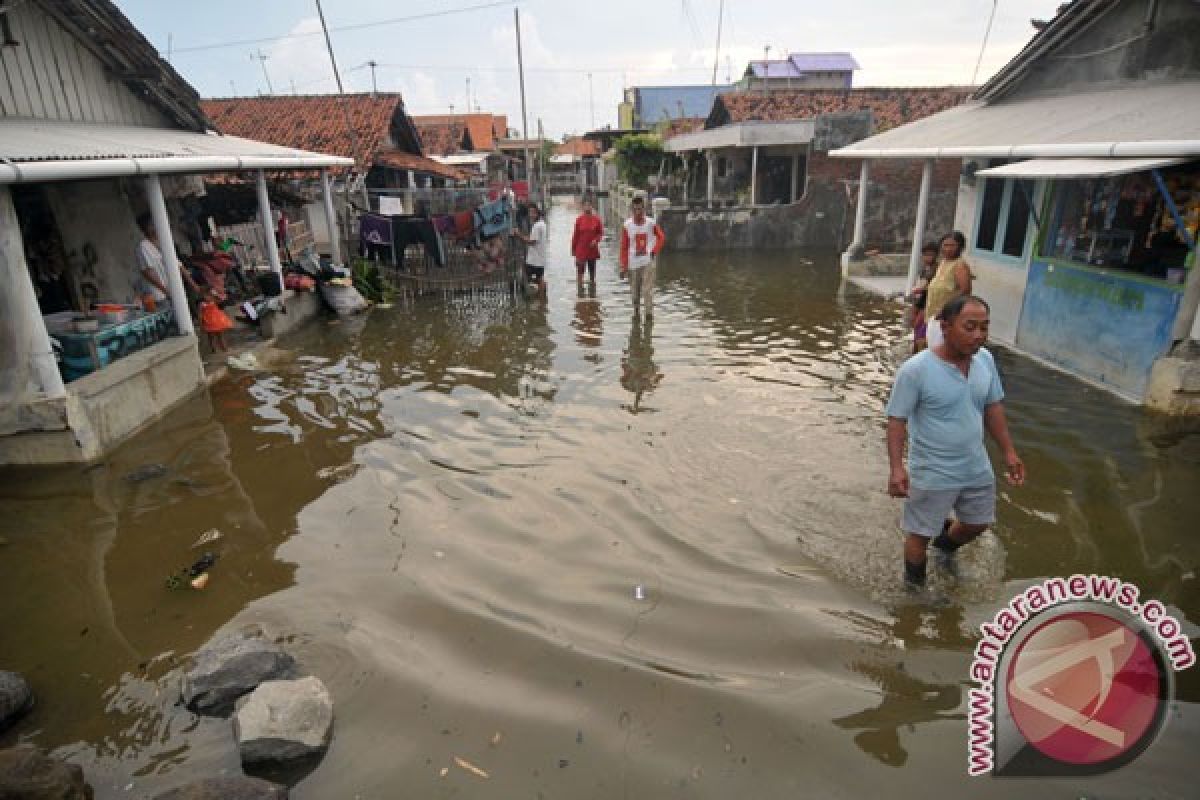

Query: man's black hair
left=136, top=212, right=153, bottom=232
left=921, top=241, right=938, bottom=255
left=632, top=195, right=645, bottom=205
left=939, top=293, right=989, bottom=323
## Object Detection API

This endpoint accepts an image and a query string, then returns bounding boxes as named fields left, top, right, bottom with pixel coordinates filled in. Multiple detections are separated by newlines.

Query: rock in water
left=182, top=629, right=296, bottom=715
left=0, top=671, right=33, bottom=732
left=152, top=775, right=288, bottom=799
left=0, top=746, right=94, bottom=799
left=234, top=676, right=334, bottom=764
left=124, top=463, right=168, bottom=483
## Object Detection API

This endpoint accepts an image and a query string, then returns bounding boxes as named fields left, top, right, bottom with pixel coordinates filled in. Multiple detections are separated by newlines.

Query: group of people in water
left=516, top=194, right=664, bottom=318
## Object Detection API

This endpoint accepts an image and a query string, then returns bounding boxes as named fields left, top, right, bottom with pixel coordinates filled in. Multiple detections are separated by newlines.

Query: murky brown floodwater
left=2, top=200, right=1198, bottom=798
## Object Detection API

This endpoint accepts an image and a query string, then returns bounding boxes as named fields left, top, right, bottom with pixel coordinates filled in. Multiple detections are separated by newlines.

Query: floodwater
left=2, top=200, right=1198, bottom=798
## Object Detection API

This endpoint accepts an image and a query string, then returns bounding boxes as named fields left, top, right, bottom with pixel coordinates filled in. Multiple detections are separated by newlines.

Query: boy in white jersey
left=618, top=195, right=665, bottom=317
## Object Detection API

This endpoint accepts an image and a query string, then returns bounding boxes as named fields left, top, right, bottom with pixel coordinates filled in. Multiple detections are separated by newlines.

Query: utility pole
left=367, top=59, right=378, bottom=96
left=762, top=45, right=771, bottom=95
left=252, top=49, right=274, bottom=95
left=166, top=33, right=173, bottom=64
left=711, top=0, right=723, bottom=86
left=466, top=77, right=471, bottom=114
left=515, top=8, right=533, bottom=196
left=315, top=0, right=368, bottom=231
left=229, top=80, right=237, bottom=96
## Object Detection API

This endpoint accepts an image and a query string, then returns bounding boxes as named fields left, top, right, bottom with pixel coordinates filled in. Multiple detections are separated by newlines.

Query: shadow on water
left=1, top=201, right=1197, bottom=798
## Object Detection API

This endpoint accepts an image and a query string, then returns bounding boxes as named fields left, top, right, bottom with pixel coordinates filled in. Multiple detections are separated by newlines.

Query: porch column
left=0, top=185, right=66, bottom=398
left=790, top=152, right=800, bottom=203
left=144, top=174, right=195, bottom=336
left=706, top=151, right=715, bottom=209
left=842, top=159, right=871, bottom=272
left=750, top=146, right=759, bottom=207
left=906, top=158, right=935, bottom=292
left=255, top=170, right=283, bottom=277
left=320, top=168, right=342, bottom=265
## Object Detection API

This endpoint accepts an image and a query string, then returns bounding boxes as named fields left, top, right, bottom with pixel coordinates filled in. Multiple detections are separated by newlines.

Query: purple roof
left=747, top=60, right=800, bottom=79
left=788, top=52, right=860, bottom=72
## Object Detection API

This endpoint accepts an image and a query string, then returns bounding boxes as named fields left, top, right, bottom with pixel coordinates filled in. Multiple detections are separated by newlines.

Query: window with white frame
left=974, top=174, right=1035, bottom=260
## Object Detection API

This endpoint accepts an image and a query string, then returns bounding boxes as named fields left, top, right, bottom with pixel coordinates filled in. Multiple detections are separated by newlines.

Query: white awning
left=664, top=119, right=815, bottom=152
left=830, top=82, right=1200, bottom=159
left=977, top=157, right=1190, bottom=179
left=0, top=118, right=353, bottom=184
left=549, top=154, right=578, bottom=165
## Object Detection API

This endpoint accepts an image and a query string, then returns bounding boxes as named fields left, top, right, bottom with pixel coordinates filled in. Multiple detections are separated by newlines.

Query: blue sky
left=116, top=0, right=1060, bottom=139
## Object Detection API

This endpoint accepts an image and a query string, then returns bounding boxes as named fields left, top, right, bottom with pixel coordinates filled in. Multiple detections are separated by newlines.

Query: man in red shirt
left=571, top=195, right=604, bottom=288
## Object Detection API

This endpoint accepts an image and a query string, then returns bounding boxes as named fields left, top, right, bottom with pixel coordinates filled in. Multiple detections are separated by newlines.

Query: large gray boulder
left=182, top=629, right=296, bottom=715
left=0, top=745, right=93, bottom=799
left=234, top=677, right=333, bottom=764
left=0, top=671, right=33, bottom=732
left=151, top=775, right=288, bottom=799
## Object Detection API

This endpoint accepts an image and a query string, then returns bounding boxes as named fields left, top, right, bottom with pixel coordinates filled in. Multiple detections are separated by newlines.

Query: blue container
left=55, top=308, right=177, bottom=382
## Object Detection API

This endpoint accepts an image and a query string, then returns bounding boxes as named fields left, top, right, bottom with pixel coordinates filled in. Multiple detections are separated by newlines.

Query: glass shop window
left=975, top=176, right=1034, bottom=259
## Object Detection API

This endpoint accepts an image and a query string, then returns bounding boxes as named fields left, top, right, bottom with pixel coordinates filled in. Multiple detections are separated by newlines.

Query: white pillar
left=320, top=168, right=342, bottom=265
left=906, top=159, right=935, bottom=292
left=706, top=151, right=715, bottom=209
left=0, top=185, right=66, bottom=398
left=851, top=160, right=870, bottom=251
left=144, top=174, right=194, bottom=336
left=255, top=170, right=283, bottom=277
left=790, top=152, right=800, bottom=203
left=750, top=146, right=758, bottom=207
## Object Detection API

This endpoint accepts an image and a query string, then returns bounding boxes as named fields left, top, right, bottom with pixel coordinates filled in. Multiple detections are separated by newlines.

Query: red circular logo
left=1005, top=611, right=1166, bottom=767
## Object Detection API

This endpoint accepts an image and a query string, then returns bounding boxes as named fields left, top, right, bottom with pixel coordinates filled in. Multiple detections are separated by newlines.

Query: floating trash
left=454, top=756, right=489, bottom=779
left=192, top=529, right=222, bottom=548
left=124, top=463, right=167, bottom=483
left=634, top=585, right=646, bottom=601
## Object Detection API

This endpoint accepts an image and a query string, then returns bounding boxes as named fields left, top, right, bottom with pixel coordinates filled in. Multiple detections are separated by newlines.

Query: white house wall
left=0, top=2, right=170, bottom=127
left=43, top=180, right=148, bottom=306
left=952, top=170, right=1036, bottom=347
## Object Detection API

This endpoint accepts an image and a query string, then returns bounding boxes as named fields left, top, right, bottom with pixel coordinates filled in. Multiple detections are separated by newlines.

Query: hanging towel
left=453, top=210, right=477, bottom=239
left=474, top=198, right=512, bottom=237
left=359, top=213, right=393, bottom=246
left=394, top=218, right=447, bottom=268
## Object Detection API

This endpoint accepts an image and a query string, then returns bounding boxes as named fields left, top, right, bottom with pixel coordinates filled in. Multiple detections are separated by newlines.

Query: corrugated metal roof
left=977, top=157, right=1190, bottom=178
left=831, top=82, right=1200, bottom=158
left=789, top=52, right=861, bottom=72
left=0, top=118, right=352, bottom=183
left=747, top=61, right=800, bottom=79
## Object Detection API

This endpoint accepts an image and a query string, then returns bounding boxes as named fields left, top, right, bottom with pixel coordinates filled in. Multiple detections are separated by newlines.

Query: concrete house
left=834, top=0, right=1200, bottom=412
left=0, top=0, right=351, bottom=466
left=660, top=87, right=969, bottom=250
left=738, top=52, right=860, bottom=92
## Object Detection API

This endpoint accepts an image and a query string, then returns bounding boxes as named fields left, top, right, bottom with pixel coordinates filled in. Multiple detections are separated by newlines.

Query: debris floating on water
left=454, top=756, right=489, bottom=779
left=634, top=585, right=646, bottom=600
left=190, top=573, right=210, bottom=590
left=192, top=529, right=222, bottom=548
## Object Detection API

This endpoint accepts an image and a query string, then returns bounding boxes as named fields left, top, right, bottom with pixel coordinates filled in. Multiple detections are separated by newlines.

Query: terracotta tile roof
left=497, top=138, right=550, bottom=152
left=556, top=136, right=603, bottom=156
left=661, top=118, right=706, bottom=139
left=413, top=120, right=473, bottom=156
left=411, top=113, right=505, bottom=151
left=374, top=149, right=467, bottom=181
left=200, top=93, right=416, bottom=172
left=709, top=88, right=971, bottom=132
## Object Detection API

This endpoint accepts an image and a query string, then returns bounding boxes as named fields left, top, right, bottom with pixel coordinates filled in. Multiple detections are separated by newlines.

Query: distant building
left=619, top=85, right=734, bottom=130
left=738, top=52, right=860, bottom=92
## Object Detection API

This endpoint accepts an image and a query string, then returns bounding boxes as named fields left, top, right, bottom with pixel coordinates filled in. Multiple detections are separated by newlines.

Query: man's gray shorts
left=902, top=484, right=996, bottom=537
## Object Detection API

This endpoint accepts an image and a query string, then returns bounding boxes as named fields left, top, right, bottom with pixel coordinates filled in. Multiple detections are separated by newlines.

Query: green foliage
left=352, top=258, right=395, bottom=305
left=613, top=133, right=675, bottom=188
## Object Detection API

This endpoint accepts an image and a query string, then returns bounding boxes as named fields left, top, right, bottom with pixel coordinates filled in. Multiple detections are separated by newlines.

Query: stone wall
left=659, top=152, right=960, bottom=252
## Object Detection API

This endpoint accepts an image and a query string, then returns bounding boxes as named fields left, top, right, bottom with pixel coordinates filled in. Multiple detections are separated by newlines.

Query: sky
left=116, top=0, right=1063, bottom=141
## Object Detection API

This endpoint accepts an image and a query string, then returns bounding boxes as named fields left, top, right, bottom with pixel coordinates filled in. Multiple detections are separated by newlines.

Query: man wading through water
left=619, top=195, right=665, bottom=317
left=885, top=295, right=1026, bottom=588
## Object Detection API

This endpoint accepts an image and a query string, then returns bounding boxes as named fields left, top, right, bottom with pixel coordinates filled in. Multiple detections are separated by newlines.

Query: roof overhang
left=977, top=157, right=1192, bottom=179
left=830, top=83, right=1200, bottom=160
left=0, top=119, right=353, bottom=184
left=664, top=120, right=815, bottom=152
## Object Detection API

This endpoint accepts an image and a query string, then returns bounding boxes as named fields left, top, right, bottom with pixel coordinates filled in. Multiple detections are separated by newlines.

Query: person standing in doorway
left=924, top=231, right=972, bottom=350
left=885, top=295, right=1025, bottom=589
left=136, top=213, right=200, bottom=309
left=618, top=195, right=665, bottom=317
left=512, top=204, right=548, bottom=297
left=571, top=195, right=604, bottom=288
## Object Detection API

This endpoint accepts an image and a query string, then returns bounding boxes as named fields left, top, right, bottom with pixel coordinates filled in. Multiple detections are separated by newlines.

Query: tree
left=613, top=133, right=676, bottom=188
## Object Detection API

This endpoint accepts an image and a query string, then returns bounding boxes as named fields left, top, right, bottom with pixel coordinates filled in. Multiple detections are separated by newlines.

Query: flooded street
left=2, top=201, right=1198, bottom=798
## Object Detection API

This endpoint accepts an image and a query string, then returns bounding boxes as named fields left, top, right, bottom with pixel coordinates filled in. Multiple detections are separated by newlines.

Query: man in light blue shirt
left=886, top=295, right=1025, bottom=588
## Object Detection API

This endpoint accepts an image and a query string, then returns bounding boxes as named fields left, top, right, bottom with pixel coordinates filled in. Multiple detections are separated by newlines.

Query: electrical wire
left=170, top=0, right=519, bottom=55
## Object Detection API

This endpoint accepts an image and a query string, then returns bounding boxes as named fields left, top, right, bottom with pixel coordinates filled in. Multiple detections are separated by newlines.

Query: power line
left=170, top=0, right=518, bottom=55
left=971, top=0, right=1000, bottom=86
